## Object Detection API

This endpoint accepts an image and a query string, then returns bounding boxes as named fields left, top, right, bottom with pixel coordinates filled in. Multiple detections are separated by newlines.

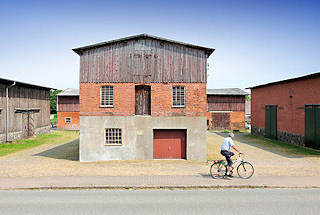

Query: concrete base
left=79, top=116, right=206, bottom=162
left=251, top=125, right=305, bottom=146
left=0, top=125, right=50, bottom=142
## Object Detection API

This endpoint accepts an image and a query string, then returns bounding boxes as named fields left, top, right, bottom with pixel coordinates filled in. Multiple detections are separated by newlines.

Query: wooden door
left=265, top=105, right=277, bottom=140
left=305, top=105, right=320, bottom=149
left=153, top=130, right=186, bottom=159
left=22, top=112, right=34, bottom=138
left=135, top=85, right=151, bottom=115
left=212, top=113, right=231, bottom=130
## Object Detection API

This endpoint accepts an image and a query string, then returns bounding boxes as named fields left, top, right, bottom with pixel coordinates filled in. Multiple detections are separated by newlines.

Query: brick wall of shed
left=80, top=83, right=206, bottom=117
left=251, top=76, right=320, bottom=136
left=230, top=111, right=245, bottom=130
left=57, top=112, right=80, bottom=130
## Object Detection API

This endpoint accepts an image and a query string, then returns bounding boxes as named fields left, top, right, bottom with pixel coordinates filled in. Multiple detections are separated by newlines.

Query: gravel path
left=0, top=133, right=319, bottom=178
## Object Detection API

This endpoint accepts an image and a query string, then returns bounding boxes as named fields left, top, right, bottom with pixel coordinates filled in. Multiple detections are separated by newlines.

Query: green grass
left=242, top=134, right=320, bottom=156
left=0, top=130, right=79, bottom=157
left=50, top=114, right=57, bottom=125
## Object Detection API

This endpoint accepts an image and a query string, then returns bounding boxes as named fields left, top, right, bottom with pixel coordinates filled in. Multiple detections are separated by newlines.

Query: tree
left=50, top=89, right=62, bottom=114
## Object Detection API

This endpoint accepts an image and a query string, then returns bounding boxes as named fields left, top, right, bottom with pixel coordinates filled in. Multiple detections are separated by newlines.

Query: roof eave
left=72, top=33, right=215, bottom=57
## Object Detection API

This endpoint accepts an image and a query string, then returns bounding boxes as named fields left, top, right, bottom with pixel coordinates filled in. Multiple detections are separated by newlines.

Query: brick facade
left=251, top=76, right=320, bottom=136
left=230, top=111, right=245, bottom=130
left=57, top=111, right=80, bottom=130
left=80, top=83, right=206, bottom=117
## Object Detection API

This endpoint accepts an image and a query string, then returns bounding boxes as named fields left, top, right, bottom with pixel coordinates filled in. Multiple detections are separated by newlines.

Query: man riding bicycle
left=220, top=133, right=240, bottom=177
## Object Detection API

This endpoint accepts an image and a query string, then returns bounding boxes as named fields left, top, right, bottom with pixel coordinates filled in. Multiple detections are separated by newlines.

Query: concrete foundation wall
left=0, top=125, right=50, bottom=143
left=251, top=125, right=305, bottom=146
left=80, top=116, right=206, bottom=162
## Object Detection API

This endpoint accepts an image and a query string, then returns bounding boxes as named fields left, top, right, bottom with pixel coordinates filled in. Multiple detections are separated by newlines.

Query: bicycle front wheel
left=210, top=163, right=226, bottom=179
left=237, top=162, right=254, bottom=179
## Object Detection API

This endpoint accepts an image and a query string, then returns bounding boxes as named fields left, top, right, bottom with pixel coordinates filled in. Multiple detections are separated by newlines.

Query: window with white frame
left=172, top=86, right=185, bottom=107
left=65, top=117, right=71, bottom=124
left=105, top=128, right=122, bottom=145
left=100, top=86, right=113, bottom=107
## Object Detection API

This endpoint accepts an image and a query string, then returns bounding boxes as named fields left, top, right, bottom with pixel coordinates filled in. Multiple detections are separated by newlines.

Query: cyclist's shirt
left=221, top=137, right=234, bottom=151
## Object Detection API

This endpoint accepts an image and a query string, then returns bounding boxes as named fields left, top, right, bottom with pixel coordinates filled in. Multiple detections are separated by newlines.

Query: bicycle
left=209, top=153, right=254, bottom=179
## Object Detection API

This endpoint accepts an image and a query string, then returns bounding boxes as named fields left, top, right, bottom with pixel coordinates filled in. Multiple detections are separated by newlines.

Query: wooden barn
left=249, top=72, right=320, bottom=149
left=57, top=89, right=80, bottom=130
left=73, top=34, right=214, bottom=161
left=207, top=88, right=248, bottom=131
left=0, top=78, right=52, bottom=142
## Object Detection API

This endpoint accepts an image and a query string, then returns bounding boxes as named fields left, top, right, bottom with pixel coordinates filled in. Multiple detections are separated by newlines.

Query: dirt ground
left=0, top=132, right=319, bottom=177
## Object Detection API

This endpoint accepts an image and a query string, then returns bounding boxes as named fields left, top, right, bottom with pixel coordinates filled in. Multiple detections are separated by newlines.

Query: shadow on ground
left=213, top=132, right=319, bottom=158
left=33, top=139, right=79, bottom=161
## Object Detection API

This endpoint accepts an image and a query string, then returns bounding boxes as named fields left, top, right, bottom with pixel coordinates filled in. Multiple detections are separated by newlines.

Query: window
left=65, top=117, right=71, bottom=124
left=172, top=86, right=185, bottom=107
left=105, top=128, right=122, bottom=145
left=100, top=86, right=113, bottom=107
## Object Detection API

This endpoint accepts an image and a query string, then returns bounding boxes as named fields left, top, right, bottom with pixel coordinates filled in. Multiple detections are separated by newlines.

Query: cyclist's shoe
left=226, top=173, right=233, bottom=178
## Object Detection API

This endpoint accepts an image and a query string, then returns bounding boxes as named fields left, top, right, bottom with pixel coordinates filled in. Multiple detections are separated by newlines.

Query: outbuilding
left=249, top=72, right=320, bottom=149
left=57, top=88, right=80, bottom=130
left=206, top=88, right=248, bottom=131
left=73, top=34, right=214, bottom=161
left=0, top=78, right=52, bottom=142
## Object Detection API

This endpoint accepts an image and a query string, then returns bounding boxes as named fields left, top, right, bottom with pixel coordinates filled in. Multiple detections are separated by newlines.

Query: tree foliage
left=50, top=89, right=62, bottom=114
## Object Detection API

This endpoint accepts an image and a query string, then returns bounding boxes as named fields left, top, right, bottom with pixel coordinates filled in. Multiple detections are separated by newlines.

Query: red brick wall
left=251, top=76, right=320, bottom=135
left=230, top=111, right=245, bottom=130
left=57, top=112, right=80, bottom=130
left=80, top=83, right=206, bottom=117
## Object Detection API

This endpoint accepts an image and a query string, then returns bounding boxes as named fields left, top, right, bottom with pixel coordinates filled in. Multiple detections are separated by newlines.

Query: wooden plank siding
left=207, top=95, right=246, bottom=111
left=79, top=38, right=207, bottom=84
left=0, top=83, right=50, bottom=136
left=58, top=96, right=79, bottom=112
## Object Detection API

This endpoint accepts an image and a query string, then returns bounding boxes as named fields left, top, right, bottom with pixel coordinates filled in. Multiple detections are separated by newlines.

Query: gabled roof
left=246, top=72, right=320, bottom=89
left=0, top=77, right=54, bottom=90
left=72, top=33, right=215, bottom=56
left=57, top=88, right=79, bottom=96
left=207, top=88, right=248, bottom=96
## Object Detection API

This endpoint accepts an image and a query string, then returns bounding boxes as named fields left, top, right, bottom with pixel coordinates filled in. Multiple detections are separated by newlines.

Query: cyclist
left=220, top=133, right=240, bottom=177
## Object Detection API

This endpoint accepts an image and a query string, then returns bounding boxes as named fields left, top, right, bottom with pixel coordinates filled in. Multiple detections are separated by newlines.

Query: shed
left=248, top=72, right=320, bottom=149
left=0, top=77, right=53, bottom=142
left=206, top=88, right=248, bottom=131
left=57, top=88, right=80, bottom=130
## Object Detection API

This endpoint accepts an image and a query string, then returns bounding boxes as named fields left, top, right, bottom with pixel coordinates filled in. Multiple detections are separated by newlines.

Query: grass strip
left=0, top=131, right=79, bottom=157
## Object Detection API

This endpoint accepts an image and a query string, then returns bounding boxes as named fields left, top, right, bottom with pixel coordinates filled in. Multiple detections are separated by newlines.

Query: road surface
left=0, top=189, right=319, bottom=215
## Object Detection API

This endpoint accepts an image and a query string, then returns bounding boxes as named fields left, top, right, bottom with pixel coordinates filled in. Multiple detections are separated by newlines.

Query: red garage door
left=153, top=130, right=186, bottom=159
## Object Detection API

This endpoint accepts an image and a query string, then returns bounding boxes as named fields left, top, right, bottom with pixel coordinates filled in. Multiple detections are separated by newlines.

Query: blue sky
left=0, top=0, right=319, bottom=91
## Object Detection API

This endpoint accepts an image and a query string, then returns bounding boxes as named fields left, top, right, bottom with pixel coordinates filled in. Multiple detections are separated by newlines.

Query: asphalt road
left=0, top=189, right=319, bottom=215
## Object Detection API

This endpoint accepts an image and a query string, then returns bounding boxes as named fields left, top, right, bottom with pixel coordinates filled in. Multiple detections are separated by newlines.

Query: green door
left=305, top=105, right=320, bottom=149
left=265, top=105, right=277, bottom=140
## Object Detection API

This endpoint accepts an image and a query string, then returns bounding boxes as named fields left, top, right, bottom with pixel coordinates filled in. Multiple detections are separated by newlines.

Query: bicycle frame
left=231, top=154, right=243, bottom=169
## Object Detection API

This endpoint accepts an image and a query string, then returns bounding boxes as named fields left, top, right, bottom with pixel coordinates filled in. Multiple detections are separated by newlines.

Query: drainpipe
left=6, top=81, right=16, bottom=142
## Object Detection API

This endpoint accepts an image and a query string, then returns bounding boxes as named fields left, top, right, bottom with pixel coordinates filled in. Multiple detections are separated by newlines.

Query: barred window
left=172, top=86, right=185, bottom=107
left=65, top=117, right=71, bottom=124
left=105, top=128, right=122, bottom=145
left=100, top=86, right=113, bottom=107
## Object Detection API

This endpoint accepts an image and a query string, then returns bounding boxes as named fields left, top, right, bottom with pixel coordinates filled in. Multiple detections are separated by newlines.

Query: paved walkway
left=1, top=176, right=320, bottom=189
left=0, top=132, right=320, bottom=189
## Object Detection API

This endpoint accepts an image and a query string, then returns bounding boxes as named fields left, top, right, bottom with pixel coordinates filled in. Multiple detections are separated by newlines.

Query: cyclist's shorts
left=220, top=150, right=234, bottom=166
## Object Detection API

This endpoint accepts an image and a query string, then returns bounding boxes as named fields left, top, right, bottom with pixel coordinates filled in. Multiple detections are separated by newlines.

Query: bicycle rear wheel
left=210, top=162, right=226, bottom=179
left=237, top=162, right=254, bottom=179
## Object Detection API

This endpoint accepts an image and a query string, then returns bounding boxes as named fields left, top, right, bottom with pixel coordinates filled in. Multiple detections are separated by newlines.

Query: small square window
left=172, top=86, right=185, bottom=107
left=100, top=86, right=113, bottom=107
left=65, top=117, right=71, bottom=124
left=105, top=128, right=122, bottom=145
